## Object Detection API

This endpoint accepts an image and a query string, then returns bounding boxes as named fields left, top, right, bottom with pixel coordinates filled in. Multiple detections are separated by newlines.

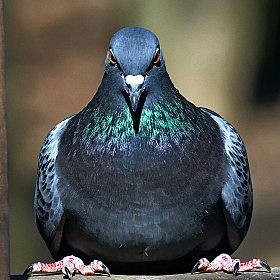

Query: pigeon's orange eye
left=153, top=50, right=160, bottom=64
left=109, top=51, right=117, bottom=65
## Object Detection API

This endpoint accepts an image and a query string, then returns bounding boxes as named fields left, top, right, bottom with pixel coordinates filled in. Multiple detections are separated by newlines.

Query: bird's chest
left=59, top=131, right=225, bottom=250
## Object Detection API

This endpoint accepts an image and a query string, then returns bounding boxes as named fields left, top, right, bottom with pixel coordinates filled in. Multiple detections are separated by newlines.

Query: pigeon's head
left=105, top=27, right=165, bottom=112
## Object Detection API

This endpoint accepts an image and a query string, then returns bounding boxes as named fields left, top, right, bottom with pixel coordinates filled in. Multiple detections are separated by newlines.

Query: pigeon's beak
left=125, top=75, right=145, bottom=112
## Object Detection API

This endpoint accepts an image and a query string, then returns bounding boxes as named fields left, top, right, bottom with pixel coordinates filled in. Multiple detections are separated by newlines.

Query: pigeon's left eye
left=153, top=50, right=160, bottom=64
left=109, top=51, right=117, bottom=65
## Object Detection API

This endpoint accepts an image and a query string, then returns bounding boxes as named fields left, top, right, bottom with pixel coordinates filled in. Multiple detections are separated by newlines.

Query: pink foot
left=23, top=255, right=110, bottom=279
left=191, top=253, right=271, bottom=276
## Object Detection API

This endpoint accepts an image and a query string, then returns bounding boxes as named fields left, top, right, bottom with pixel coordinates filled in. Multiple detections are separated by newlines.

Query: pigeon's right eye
left=109, top=51, right=117, bottom=65
left=153, top=49, right=160, bottom=65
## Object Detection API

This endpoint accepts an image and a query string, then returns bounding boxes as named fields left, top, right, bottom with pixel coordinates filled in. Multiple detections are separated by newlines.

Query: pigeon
left=24, top=27, right=270, bottom=278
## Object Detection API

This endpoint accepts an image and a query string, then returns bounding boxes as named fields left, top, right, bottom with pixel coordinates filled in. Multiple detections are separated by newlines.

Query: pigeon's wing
left=200, top=108, right=253, bottom=249
left=35, top=115, right=75, bottom=247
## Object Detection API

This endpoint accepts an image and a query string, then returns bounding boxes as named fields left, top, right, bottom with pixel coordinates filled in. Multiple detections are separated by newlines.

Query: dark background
left=4, top=1, right=280, bottom=274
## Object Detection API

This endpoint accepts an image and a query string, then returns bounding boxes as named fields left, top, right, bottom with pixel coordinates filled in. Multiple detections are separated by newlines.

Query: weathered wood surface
left=0, top=0, right=9, bottom=279
left=10, top=267, right=280, bottom=280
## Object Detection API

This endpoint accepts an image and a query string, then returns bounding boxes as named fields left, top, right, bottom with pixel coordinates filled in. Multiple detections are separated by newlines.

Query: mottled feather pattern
left=201, top=108, right=252, bottom=228
left=35, top=116, right=74, bottom=239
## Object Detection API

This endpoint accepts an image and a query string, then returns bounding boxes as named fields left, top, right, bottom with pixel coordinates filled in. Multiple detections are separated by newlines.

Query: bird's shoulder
left=200, top=107, right=253, bottom=229
left=35, top=115, right=75, bottom=239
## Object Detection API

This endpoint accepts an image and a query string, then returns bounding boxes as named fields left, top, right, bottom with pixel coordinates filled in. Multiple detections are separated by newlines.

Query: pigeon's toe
left=191, top=254, right=271, bottom=276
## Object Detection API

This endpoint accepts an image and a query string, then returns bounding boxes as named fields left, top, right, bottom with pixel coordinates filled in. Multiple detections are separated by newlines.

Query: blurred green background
left=4, top=0, right=280, bottom=274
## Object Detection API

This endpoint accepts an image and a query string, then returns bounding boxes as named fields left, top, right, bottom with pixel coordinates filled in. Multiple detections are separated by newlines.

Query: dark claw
left=64, top=266, right=73, bottom=280
left=23, top=265, right=33, bottom=279
left=191, top=260, right=201, bottom=274
left=260, top=260, right=271, bottom=273
left=233, top=261, right=240, bottom=277
left=102, top=263, right=111, bottom=277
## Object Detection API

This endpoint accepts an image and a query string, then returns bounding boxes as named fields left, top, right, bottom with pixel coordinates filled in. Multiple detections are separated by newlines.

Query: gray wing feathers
left=201, top=108, right=253, bottom=229
left=35, top=116, right=74, bottom=239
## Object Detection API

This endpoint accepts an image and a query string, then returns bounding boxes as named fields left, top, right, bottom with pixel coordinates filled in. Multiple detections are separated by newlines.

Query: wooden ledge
left=11, top=267, right=280, bottom=280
